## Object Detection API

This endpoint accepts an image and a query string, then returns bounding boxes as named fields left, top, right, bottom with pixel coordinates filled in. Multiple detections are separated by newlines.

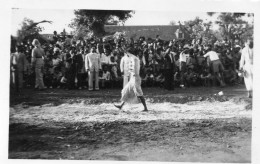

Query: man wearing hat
left=85, top=46, right=101, bottom=91
left=31, top=39, right=45, bottom=90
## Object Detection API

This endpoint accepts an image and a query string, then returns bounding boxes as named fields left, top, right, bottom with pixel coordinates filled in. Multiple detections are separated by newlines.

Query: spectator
left=10, top=45, right=27, bottom=92
left=85, top=46, right=101, bottom=91
left=203, top=45, right=226, bottom=87
left=31, top=39, right=45, bottom=90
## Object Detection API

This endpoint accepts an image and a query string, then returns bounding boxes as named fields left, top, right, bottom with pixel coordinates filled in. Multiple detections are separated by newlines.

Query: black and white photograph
left=1, top=0, right=260, bottom=163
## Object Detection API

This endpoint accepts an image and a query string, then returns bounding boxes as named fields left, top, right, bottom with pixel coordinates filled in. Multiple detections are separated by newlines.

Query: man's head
left=246, top=39, right=253, bottom=49
left=90, top=46, right=96, bottom=53
left=32, top=39, right=40, bottom=47
left=15, top=45, right=22, bottom=53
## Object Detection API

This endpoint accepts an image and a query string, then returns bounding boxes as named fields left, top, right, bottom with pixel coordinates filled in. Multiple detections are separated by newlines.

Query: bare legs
left=114, top=96, right=148, bottom=112
left=138, top=96, right=148, bottom=112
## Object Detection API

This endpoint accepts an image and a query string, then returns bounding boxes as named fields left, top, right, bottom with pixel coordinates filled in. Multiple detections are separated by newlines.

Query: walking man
left=114, top=46, right=148, bottom=112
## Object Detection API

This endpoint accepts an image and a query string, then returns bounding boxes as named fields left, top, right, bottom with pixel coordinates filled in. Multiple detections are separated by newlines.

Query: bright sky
left=11, top=9, right=252, bottom=36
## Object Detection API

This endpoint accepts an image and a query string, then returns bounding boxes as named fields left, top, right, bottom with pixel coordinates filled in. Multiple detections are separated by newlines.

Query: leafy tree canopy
left=17, top=18, right=43, bottom=42
left=69, top=10, right=134, bottom=38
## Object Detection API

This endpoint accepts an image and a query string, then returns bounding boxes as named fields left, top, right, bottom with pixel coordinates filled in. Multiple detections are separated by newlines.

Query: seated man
left=223, top=65, right=237, bottom=85
left=200, top=67, right=213, bottom=87
left=100, top=65, right=111, bottom=88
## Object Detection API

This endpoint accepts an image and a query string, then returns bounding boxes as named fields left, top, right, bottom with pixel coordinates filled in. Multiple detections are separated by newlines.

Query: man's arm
left=120, top=56, right=124, bottom=73
left=203, top=52, right=209, bottom=58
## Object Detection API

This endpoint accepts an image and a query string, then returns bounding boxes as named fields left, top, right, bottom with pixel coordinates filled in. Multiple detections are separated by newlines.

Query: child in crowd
left=200, top=67, right=213, bottom=87
left=100, top=65, right=111, bottom=88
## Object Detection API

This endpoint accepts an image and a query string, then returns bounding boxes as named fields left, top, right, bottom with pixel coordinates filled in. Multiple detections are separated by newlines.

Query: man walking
left=85, top=46, right=101, bottom=91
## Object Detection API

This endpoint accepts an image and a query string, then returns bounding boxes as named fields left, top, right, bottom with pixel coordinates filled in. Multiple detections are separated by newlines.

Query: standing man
left=179, top=45, right=189, bottom=88
left=10, top=46, right=27, bottom=92
left=71, top=48, right=83, bottom=89
left=85, top=46, right=101, bottom=91
left=31, top=39, right=45, bottom=90
left=120, top=52, right=131, bottom=87
left=239, top=39, right=253, bottom=98
left=163, top=47, right=175, bottom=90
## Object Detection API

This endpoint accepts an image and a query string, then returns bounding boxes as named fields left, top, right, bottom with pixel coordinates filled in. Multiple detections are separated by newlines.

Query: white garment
left=120, top=54, right=131, bottom=76
left=170, top=51, right=176, bottom=63
left=85, top=52, right=101, bottom=72
left=101, top=71, right=111, bottom=80
left=121, top=54, right=143, bottom=104
left=179, top=51, right=189, bottom=63
left=240, top=45, right=253, bottom=91
left=203, top=51, right=219, bottom=61
left=100, top=53, right=110, bottom=65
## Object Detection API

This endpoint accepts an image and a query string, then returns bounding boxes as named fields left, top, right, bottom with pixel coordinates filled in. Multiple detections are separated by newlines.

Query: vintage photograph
left=9, top=7, right=254, bottom=162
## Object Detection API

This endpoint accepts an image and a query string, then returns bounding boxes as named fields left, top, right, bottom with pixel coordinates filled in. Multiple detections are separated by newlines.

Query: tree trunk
left=92, top=22, right=106, bottom=37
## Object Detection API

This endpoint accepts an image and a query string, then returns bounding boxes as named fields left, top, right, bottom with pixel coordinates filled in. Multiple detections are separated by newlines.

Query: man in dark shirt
left=163, top=46, right=175, bottom=90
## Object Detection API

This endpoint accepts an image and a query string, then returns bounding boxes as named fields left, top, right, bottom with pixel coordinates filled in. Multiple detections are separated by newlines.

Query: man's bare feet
left=114, top=104, right=123, bottom=110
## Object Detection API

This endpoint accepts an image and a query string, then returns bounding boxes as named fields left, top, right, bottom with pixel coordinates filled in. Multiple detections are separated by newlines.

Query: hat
left=32, top=39, right=40, bottom=46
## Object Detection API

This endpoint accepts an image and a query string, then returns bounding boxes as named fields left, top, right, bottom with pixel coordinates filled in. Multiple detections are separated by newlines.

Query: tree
left=207, top=12, right=254, bottom=44
left=178, top=17, right=214, bottom=44
left=169, top=20, right=176, bottom=26
left=17, top=18, right=43, bottom=42
left=69, top=10, right=134, bottom=37
left=16, top=18, right=51, bottom=44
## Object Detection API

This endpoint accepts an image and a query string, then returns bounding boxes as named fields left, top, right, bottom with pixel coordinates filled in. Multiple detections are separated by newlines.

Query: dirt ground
left=9, top=85, right=252, bottom=162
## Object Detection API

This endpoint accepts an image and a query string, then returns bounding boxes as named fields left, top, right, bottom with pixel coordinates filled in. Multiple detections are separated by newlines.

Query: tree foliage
left=70, top=10, right=134, bottom=38
left=169, top=20, right=176, bottom=26
left=207, top=12, right=254, bottom=43
left=178, top=17, right=216, bottom=44
left=17, top=18, right=43, bottom=42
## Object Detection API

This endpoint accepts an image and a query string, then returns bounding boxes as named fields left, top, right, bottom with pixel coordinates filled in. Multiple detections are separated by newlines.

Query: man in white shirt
left=179, top=45, right=189, bottom=88
left=203, top=45, right=226, bottom=87
left=85, top=46, right=101, bottom=91
left=120, top=52, right=131, bottom=87
left=100, top=50, right=110, bottom=66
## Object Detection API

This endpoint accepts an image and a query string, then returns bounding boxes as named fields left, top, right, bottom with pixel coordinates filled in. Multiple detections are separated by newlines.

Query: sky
left=11, top=9, right=252, bottom=36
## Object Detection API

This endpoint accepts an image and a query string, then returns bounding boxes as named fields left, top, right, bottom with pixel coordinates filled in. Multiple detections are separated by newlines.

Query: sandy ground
left=9, top=85, right=252, bottom=162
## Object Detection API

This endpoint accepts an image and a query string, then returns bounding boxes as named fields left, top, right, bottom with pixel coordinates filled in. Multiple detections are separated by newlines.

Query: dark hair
left=15, top=45, right=23, bottom=53
left=249, top=41, right=253, bottom=49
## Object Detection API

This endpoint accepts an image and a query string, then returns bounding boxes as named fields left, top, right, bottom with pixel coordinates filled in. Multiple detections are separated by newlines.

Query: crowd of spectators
left=10, top=30, right=244, bottom=92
